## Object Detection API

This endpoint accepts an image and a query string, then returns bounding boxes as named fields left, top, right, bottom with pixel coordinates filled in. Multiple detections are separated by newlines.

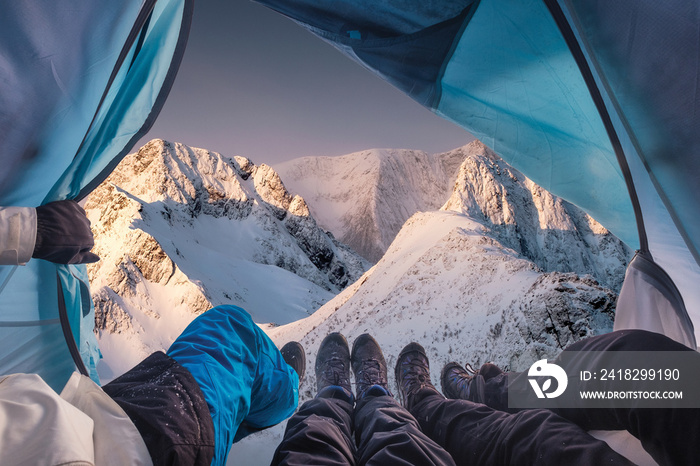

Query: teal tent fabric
left=0, top=0, right=192, bottom=391
left=553, top=0, right=700, bottom=344
left=563, top=0, right=700, bottom=263
left=435, top=0, right=635, bottom=247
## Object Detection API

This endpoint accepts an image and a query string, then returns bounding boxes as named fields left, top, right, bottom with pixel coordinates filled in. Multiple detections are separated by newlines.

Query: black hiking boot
left=315, top=333, right=353, bottom=398
left=441, top=361, right=502, bottom=403
left=394, top=342, right=441, bottom=410
left=351, top=334, right=392, bottom=399
left=440, top=362, right=475, bottom=400
left=280, top=341, right=306, bottom=383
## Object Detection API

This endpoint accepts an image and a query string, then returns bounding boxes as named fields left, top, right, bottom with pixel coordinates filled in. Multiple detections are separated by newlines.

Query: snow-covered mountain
left=233, top=209, right=624, bottom=464
left=85, top=139, right=369, bottom=379
left=275, top=147, right=465, bottom=262
left=442, top=141, right=631, bottom=291
left=230, top=141, right=632, bottom=464
left=277, top=140, right=631, bottom=291
left=262, top=139, right=631, bottom=397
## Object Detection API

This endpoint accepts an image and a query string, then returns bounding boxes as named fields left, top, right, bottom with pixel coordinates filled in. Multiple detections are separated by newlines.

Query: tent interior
left=1, top=1, right=698, bottom=464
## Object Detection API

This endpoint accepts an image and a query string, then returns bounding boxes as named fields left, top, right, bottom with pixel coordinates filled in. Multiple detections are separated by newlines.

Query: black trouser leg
left=353, top=393, right=456, bottom=466
left=102, top=352, right=215, bottom=466
left=410, top=390, right=634, bottom=466
left=478, top=329, right=700, bottom=465
left=271, top=394, right=356, bottom=466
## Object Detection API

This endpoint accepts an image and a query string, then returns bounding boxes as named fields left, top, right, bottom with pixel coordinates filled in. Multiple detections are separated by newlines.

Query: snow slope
left=268, top=210, right=618, bottom=398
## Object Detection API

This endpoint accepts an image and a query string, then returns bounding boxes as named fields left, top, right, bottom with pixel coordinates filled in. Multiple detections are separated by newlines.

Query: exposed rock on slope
left=442, top=141, right=632, bottom=291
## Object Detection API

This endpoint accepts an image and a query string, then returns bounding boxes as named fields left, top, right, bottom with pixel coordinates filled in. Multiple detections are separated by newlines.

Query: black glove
left=33, top=200, right=100, bottom=264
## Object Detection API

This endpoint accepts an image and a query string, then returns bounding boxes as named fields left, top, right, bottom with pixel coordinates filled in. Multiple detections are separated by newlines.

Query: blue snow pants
left=167, top=305, right=299, bottom=466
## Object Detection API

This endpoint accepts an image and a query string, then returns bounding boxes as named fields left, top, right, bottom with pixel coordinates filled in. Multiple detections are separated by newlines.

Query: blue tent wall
left=0, top=0, right=192, bottom=391
left=435, top=0, right=636, bottom=247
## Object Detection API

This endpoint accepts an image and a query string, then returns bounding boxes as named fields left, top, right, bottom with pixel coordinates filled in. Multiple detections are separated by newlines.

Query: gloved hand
left=33, top=200, right=100, bottom=264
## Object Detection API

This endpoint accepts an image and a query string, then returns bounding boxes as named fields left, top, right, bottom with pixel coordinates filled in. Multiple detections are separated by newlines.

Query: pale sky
left=137, top=0, right=473, bottom=165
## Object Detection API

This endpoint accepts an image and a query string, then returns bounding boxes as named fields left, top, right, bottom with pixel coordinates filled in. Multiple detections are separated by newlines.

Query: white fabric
left=615, top=255, right=696, bottom=350
left=0, top=373, right=94, bottom=465
left=60, top=373, right=152, bottom=466
left=0, top=207, right=36, bottom=265
left=589, top=430, right=658, bottom=466
left=0, top=373, right=152, bottom=466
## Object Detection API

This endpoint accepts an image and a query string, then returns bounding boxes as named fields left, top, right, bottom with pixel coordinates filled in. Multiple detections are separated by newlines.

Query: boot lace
left=319, top=356, right=350, bottom=388
left=398, top=354, right=431, bottom=397
left=356, top=359, right=388, bottom=394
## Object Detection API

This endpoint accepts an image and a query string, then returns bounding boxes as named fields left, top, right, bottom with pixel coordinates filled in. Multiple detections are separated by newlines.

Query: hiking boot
left=280, top=341, right=306, bottom=383
left=440, top=362, right=474, bottom=400
left=315, top=333, right=352, bottom=397
left=394, top=342, right=440, bottom=410
left=351, top=334, right=392, bottom=399
left=441, top=362, right=502, bottom=403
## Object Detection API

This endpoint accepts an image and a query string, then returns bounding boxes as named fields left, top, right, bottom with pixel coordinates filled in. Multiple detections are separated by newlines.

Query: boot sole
left=281, top=341, right=306, bottom=382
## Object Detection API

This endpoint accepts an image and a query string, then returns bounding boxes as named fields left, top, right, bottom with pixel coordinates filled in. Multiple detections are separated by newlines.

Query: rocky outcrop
left=442, top=141, right=632, bottom=291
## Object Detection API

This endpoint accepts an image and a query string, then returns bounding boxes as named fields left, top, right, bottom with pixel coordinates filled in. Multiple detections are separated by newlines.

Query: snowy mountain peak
left=442, top=142, right=631, bottom=290
left=86, top=139, right=369, bottom=378
left=277, top=140, right=631, bottom=289
left=253, top=163, right=294, bottom=215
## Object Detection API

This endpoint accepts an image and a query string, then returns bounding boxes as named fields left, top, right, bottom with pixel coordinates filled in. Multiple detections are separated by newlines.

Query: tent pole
left=544, top=0, right=649, bottom=254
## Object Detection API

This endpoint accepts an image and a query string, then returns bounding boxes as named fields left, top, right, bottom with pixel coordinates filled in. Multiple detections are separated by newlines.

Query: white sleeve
left=0, top=206, right=37, bottom=265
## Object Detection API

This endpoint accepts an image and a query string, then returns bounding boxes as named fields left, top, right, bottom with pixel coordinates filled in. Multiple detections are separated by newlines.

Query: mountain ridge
left=277, top=140, right=631, bottom=291
left=84, top=138, right=634, bottom=463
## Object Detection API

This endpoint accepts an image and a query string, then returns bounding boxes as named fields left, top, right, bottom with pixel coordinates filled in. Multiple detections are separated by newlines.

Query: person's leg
left=546, top=329, right=700, bottom=465
left=351, top=334, right=456, bottom=466
left=443, top=329, right=700, bottom=465
left=354, top=389, right=456, bottom=466
left=397, top=342, right=633, bottom=466
left=102, top=351, right=215, bottom=466
left=166, top=305, right=299, bottom=465
left=412, top=390, right=633, bottom=466
left=272, top=388, right=356, bottom=466
left=452, top=329, right=698, bottom=411
left=273, top=332, right=356, bottom=465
